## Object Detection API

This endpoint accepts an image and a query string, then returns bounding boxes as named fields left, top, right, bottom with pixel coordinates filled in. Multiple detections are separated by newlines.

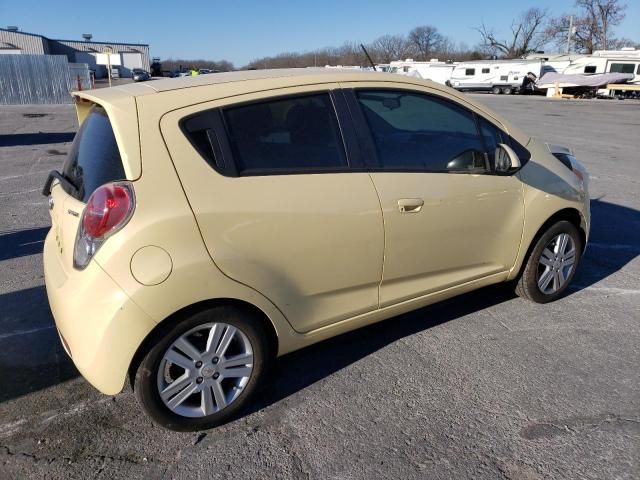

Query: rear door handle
left=398, top=198, right=424, bottom=213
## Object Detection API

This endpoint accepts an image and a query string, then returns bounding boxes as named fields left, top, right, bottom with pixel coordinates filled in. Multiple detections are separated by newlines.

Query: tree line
left=159, top=0, right=636, bottom=72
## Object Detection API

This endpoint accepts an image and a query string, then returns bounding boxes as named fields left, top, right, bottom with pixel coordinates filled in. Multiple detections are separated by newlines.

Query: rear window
left=62, top=107, right=126, bottom=201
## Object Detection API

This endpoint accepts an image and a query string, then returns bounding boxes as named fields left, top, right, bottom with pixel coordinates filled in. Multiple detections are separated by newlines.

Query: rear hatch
left=44, top=103, right=129, bottom=272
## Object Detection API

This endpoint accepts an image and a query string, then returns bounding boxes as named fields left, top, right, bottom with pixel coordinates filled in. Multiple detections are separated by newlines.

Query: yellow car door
left=160, top=86, right=384, bottom=332
left=346, top=87, right=524, bottom=306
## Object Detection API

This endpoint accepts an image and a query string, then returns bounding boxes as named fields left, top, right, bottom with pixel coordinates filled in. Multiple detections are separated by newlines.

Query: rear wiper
left=42, top=170, right=79, bottom=197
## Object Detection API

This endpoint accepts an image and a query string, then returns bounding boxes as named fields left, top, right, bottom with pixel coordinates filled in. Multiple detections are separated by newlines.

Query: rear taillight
left=74, top=182, right=135, bottom=270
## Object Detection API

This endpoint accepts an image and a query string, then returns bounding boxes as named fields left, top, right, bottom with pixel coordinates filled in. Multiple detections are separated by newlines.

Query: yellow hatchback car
left=43, top=69, right=589, bottom=431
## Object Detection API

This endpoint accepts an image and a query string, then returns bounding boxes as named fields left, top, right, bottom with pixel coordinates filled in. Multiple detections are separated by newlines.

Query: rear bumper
left=44, top=230, right=156, bottom=395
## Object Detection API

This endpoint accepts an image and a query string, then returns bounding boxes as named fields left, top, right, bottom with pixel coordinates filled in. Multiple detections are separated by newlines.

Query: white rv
left=563, top=49, right=640, bottom=81
left=449, top=59, right=543, bottom=94
left=525, top=53, right=587, bottom=75
left=388, top=59, right=457, bottom=85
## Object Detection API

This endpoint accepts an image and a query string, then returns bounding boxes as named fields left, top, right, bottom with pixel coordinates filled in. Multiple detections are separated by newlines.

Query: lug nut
left=213, top=373, right=220, bottom=380
left=212, top=357, right=219, bottom=364
left=196, top=377, right=203, bottom=384
left=195, top=361, right=203, bottom=368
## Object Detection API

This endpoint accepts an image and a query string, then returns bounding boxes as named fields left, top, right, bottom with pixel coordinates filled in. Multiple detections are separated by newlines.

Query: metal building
left=0, top=27, right=150, bottom=78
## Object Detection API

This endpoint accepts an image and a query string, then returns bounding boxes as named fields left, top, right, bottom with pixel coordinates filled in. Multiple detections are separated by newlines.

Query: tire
left=492, top=86, right=502, bottom=95
left=134, top=306, right=271, bottom=431
left=515, top=220, right=582, bottom=303
left=502, top=86, right=513, bottom=95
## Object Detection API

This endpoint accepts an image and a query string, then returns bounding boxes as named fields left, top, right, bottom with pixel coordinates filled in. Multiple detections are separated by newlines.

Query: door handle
left=398, top=198, right=424, bottom=213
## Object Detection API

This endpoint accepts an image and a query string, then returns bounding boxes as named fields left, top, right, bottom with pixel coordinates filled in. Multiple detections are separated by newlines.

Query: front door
left=349, top=88, right=524, bottom=306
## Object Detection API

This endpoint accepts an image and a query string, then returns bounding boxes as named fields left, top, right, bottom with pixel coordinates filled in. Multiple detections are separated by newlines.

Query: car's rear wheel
left=134, top=306, right=270, bottom=431
left=515, top=220, right=582, bottom=303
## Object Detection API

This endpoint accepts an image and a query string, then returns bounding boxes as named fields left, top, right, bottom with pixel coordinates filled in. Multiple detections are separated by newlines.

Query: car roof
left=79, top=68, right=401, bottom=98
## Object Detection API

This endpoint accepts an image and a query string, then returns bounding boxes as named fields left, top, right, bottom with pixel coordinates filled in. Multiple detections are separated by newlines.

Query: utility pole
left=566, top=15, right=574, bottom=54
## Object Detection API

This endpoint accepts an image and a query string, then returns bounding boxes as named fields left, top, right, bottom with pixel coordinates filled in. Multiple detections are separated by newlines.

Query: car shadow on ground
left=0, top=227, right=50, bottom=262
left=0, top=200, right=637, bottom=410
left=570, top=198, right=640, bottom=291
left=0, top=132, right=75, bottom=147
left=0, top=286, right=78, bottom=403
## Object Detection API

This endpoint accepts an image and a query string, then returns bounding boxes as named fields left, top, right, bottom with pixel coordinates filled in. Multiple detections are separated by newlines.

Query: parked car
left=42, top=69, right=590, bottom=431
left=132, top=69, right=151, bottom=82
left=169, top=68, right=191, bottom=78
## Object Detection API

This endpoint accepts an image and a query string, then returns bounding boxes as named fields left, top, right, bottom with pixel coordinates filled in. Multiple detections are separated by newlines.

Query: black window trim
left=344, top=87, right=515, bottom=175
left=181, top=89, right=360, bottom=178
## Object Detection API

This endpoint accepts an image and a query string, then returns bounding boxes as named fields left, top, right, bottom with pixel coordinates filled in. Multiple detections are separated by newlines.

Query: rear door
left=160, top=86, right=384, bottom=333
left=344, top=86, right=524, bottom=307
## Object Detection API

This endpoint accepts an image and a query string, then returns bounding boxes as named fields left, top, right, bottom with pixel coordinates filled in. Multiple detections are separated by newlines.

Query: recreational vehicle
left=562, top=49, right=640, bottom=96
left=388, top=59, right=457, bottom=85
left=449, top=59, right=543, bottom=94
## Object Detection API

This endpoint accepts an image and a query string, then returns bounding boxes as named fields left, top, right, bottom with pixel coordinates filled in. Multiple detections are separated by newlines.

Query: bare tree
left=477, top=8, right=549, bottom=58
left=369, top=34, right=413, bottom=63
left=408, top=26, right=443, bottom=60
left=547, top=0, right=627, bottom=53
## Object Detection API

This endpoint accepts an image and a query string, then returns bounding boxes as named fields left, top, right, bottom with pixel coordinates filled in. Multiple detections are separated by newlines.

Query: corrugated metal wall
left=50, top=40, right=151, bottom=74
left=0, top=55, right=81, bottom=104
left=0, top=29, right=48, bottom=54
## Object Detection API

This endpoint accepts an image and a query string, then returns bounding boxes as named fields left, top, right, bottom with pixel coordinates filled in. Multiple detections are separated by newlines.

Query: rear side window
left=356, top=90, right=486, bottom=172
left=62, top=107, right=125, bottom=201
left=222, top=93, right=347, bottom=175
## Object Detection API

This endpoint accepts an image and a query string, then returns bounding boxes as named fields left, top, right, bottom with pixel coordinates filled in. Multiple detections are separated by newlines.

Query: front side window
left=610, top=63, right=635, bottom=74
left=223, top=93, right=347, bottom=174
left=584, top=66, right=597, bottom=73
left=478, top=118, right=505, bottom=169
left=356, top=90, right=486, bottom=172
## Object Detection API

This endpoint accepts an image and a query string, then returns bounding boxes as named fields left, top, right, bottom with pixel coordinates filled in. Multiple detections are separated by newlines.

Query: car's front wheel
left=515, top=220, right=583, bottom=303
left=134, top=306, right=270, bottom=431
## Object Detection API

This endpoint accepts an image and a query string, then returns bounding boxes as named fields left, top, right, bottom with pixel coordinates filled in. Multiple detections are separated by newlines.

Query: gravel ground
left=0, top=95, right=638, bottom=479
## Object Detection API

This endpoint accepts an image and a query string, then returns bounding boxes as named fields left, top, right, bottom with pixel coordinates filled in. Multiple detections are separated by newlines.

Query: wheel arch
left=127, top=298, right=279, bottom=390
left=511, top=207, right=587, bottom=280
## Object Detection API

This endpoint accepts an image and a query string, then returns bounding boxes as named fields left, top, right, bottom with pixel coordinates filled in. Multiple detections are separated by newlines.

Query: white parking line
left=571, top=285, right=640, bottom=295
left=589, top=243, right=640, bottom=251
left=0, top=325, right=55, bottom=340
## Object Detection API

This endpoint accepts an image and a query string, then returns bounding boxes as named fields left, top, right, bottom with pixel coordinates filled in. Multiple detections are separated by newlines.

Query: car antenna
left=360, top=44, right=377, bottom=71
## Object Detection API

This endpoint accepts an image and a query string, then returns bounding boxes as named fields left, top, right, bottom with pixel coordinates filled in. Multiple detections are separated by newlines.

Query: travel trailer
left=388, top=59, right=457, bottom=85
left=449, top=59, right=543, bottom=94
left=563, top=49, right=640, bottom=79
left=525, top=53, right=586, bottom=75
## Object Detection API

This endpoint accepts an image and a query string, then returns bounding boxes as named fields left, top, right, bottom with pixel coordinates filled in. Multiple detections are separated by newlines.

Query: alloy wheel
left=536, top=233, right=576, bottom=295
left=156, top=322, right=254, bottom=418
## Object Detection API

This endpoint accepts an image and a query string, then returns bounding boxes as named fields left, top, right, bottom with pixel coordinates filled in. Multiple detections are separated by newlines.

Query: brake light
left=74, top=182, right=135, bottom=270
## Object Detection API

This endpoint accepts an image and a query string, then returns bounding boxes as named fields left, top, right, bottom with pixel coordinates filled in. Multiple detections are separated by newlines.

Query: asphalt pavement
left=0, top=95, right=638, bottom=479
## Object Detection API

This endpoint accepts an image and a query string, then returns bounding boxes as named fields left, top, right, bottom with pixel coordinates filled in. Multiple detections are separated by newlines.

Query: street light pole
left=566, top=16, right=574, bottom=54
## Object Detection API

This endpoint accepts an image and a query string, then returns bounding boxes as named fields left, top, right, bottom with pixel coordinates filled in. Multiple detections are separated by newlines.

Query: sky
left=1, top=0, right=639, bottom=66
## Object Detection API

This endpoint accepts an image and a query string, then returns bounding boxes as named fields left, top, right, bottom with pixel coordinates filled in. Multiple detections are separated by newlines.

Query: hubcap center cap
left=201, top=365, right=216, bottom=377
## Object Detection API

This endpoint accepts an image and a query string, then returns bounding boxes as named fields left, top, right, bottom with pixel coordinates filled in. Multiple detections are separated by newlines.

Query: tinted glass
left=62, top=107, right=125, bottom=201
left=223, top=94, right=347, bottom=174
left=482, top=68, right=490, bottom=73
left=610, top=63, right=635, bottom=74
left=465, top=68, right=475, bottom=75
left=356, top=90, right=486, bottom=172
left=584, top=66, right=597, bottom=73
left=479, top=118, right=505, bottom=169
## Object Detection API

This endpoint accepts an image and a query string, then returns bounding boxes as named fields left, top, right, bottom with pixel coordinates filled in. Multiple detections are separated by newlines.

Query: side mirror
left=495, top=143, right=522, bottom=173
